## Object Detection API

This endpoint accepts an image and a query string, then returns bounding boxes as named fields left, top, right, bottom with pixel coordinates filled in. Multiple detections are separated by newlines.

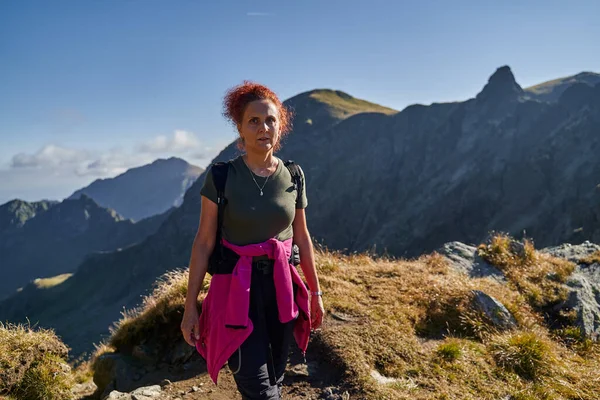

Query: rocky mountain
left=0, top=195, right=172, bottom=300
left=0, top=199, right=57, bottom=234
left=69, top=157, right=203, bottom=221
left=524, top=71, right=600, bottom=102
left=2, top=66, right=599, bottom=358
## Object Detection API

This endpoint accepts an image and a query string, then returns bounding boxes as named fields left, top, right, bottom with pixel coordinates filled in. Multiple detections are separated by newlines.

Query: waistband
left=252, top=259, right=275, bottom=275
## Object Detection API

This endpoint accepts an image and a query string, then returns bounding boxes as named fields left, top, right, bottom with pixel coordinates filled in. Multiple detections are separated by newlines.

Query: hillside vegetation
left=86, top=233, right=599, bottom=400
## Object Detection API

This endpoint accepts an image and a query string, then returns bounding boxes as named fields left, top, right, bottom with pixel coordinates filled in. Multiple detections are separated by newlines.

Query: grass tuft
left=477, top=233, right=576, bottom=310
left=489, top=331, right=553, bottom=380
left=580, top=250, right=600, bottom=265
left=0, top=322, right=74, bottom=400
left=435, top=339, right=463, bottom=362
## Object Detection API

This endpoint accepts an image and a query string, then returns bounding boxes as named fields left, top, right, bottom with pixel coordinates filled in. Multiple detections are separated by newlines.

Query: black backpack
left=206, top=159, right=303, bottom=275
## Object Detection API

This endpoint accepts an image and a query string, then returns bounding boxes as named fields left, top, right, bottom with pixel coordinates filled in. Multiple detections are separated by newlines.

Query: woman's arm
left=292, top=208, right=320, bottom=293
left=181, top=195, right=218, bottom=346
left=185, top=196, right=218, bottom=308
left=292, top=208, right=324, bottom=329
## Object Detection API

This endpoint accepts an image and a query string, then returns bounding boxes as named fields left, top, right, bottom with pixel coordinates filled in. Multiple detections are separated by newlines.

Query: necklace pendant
left=260, top=190, right=263, bottom=196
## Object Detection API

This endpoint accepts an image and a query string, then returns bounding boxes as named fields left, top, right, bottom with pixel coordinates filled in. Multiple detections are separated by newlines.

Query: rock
left=472, top=290, right=518, bottom=330
left=542, top=242, right=600, bottom=340
left=508, top=241, right=526, bottom=259
left=169, top=339, right=195, bottom=364
left=330, top=312, right=355, bottom=322
left=437, top=241, right=505, bottom=281
left=540, top=241, right=600, bottom=264
left=191, top=385, right=200, bottom=392
left=286, top=362, right=319, bottom=377
left=104, top=391, right=131, bottom=400
left=130, top=385, right=162, bottom=400
left=93, top=352, right=146, bottom=397
left=132, top=345, right=155, bottom=363
left=320, top=386, right=349, bottom=400
left=370, top=369, right=398, bottom=385
left=159, top=379, right=172, bottom=387
left=72, top=381, right=97, bottom=397
left=563, top=271, right=600, bottom=340
left=287, top=363, right=309, bottom=377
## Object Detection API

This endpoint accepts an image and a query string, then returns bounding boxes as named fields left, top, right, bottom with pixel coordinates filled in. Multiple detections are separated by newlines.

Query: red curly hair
left=223, top=81, right=293, bottom=152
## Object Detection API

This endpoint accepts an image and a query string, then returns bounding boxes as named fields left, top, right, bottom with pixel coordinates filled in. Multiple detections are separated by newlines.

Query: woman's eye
left=267, top=117, right=276, bottom=123
left=249, top=117, right=259, bottom=124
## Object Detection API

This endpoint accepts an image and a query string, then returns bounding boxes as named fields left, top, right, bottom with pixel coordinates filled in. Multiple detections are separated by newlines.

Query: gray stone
left=563, top=271, right=600, bottom=340
left=132, top=345, right=155, bottom=363
left=93, top=352, right=147, bottom=396
left=159, top=379, right=172, bottom=387
left=104, top=391, right=131, bottom=400
left=541, top=242, right=600, bottom=340
left=472, top=290, right=518, bottom=330
left=540, top=241, right=600, bottom=264
left=320, top=386, right=348, bottom=400
left=438, top=241, right=505, bottom=281
left=130, top=385, right=162, bottom=400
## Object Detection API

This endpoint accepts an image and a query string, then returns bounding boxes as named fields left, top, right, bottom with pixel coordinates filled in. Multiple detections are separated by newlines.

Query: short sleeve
left=200, top=167, right=218, bottom=204
left=296, top=165, right=308, bottom=209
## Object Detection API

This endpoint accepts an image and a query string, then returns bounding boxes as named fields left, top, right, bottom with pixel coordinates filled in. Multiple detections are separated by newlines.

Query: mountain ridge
left=69, top=157, right=203, bottom=221
left=2, top=66, right=600, bottom=358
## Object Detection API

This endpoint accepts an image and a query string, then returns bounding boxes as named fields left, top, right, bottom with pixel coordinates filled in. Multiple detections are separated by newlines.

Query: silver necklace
left=244, top=158, right=276, bottom=196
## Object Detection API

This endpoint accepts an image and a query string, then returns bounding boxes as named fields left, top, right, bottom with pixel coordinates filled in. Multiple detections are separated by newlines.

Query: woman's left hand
left=310, top=294, right=324, bottom=330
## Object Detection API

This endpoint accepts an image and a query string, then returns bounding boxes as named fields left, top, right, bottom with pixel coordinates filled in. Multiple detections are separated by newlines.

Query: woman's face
left=238, top=99, right=281, bottom=154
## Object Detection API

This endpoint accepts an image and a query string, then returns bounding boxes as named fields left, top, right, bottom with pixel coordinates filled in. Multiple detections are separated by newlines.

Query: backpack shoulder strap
left=211, top=161, right=230, bottom=203
left=284, top=160, right=303, bottom=205
left=210, top=161, right=230, bottom=250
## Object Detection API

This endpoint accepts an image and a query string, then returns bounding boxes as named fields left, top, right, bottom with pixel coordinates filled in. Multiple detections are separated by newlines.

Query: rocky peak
left=476, top=65, right=524, bottom=104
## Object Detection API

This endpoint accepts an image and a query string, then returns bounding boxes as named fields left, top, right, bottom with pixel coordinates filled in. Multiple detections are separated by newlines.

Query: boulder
left=437, top=241, right=505, bottom=281
left=472, top=290, right=518, bottom=330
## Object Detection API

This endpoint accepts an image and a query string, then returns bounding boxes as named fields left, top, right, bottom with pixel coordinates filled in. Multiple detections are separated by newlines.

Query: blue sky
left=1, top=0, right=598, bottom=204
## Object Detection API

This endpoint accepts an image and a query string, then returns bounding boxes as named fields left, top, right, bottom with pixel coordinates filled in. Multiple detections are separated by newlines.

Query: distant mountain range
left=69, top=157, right=203, bottom=221
left=0, top=195, right=171, bottom=300
left=1, top=67, right=599, bottom=357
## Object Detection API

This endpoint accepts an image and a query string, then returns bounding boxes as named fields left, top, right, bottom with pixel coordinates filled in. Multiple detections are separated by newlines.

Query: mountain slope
left=3, top=68, right=600, bottom=358
left=0, top=199, right=57, bottom=234
left=0, top=90, right=398, bottom=356
left=0, top=195, right=172, bottom=299
left=524, top=71, right=600, bottom=102
left=69, top=157, right=203, bottom=221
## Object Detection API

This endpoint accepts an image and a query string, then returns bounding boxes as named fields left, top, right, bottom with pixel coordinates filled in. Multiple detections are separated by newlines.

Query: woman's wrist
left=310, top=290, right=323, bottom=296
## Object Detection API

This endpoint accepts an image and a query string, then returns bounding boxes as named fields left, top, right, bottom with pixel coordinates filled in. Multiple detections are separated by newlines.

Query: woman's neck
left=243, top=151, right=278, bottom=175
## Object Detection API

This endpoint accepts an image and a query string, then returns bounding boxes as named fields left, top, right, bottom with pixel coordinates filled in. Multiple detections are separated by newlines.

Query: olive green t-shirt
left=200, top=155, right=308, bottom=246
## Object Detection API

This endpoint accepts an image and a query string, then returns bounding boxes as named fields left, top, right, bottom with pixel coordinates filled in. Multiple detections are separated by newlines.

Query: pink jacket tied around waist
left=195, top=237, right=311, bottom=384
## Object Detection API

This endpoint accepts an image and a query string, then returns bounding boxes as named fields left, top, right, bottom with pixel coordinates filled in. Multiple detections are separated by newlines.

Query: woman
left=181, top=81, right=324, bottom=400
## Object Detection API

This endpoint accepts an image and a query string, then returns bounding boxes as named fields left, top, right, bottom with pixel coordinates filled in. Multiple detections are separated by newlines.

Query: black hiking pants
left=227, top=260, right=297, bottom=400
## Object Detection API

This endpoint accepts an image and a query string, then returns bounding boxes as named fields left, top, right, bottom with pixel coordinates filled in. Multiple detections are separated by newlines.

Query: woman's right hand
left=181, top=305, right=200, bottom=347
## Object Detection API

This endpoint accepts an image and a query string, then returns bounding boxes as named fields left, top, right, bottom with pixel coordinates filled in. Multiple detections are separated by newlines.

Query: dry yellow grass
left=477, top=234, right=576, bottom=309
left=0, top=322, right=74, bottom=400
left=90, top=268, right=212, bottom=372
left=580, top=250, right=600, bottom=265
left=88, top=235, right=599, bottom=399
left=306, top=240, right=599, bottom=399
left=33, top=273, right=73, bottom=289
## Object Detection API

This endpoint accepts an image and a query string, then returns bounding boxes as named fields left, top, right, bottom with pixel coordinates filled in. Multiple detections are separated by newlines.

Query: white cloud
left=8, top=130, right=216, bottom=181
left=11, top=145, right=90, bottom=169
left=138, top=130, right=201, bottom=154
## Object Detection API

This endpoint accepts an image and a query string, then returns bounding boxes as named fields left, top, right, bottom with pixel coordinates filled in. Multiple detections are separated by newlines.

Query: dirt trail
left=77, top=334, right=350, bottom=400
